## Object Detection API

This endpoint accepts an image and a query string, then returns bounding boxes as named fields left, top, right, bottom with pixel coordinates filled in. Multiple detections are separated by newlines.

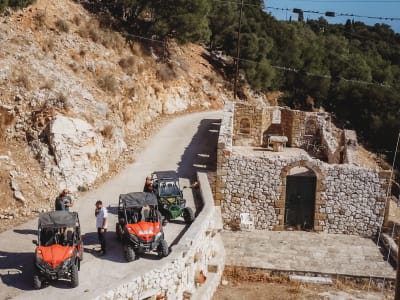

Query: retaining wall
left=96, top=172, right=225, bottom=300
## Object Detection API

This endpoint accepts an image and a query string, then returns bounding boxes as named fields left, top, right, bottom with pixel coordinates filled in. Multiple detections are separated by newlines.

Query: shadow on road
left=14, top=229, right=37, bottom=235
left=106, top=205, right=118, bottom=216
left=177, top=118, right=220, bottom=181
left=0, top=251, right=35, bottom=291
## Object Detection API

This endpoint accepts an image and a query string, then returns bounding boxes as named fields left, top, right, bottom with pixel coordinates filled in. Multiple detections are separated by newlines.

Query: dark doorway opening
left=285, top=175, right=316, bottom=230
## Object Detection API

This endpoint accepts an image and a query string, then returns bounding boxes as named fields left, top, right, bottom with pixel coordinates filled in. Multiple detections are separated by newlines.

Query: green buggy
left=151, top=170, right=194, bottom=224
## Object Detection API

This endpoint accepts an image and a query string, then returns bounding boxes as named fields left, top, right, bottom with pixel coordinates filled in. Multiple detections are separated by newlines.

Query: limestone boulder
left=48, top=115, right=108, bottom=191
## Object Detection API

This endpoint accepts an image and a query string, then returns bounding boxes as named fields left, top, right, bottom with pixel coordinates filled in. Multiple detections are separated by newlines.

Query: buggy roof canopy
left=39, top=211, right=79, bottom=228
left=120, top=192, right=158, bottom=207
left=152, top=170, right=179, bottom=181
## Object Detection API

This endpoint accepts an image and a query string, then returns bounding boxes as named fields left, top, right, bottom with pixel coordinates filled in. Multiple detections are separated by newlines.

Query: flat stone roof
left=222, top=230, right=395, bottom=279
left=232, top=146, right=309, bottom=160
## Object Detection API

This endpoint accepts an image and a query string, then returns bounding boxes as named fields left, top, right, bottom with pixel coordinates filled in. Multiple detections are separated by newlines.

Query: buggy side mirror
left=32, top=240, right=38, bottom=245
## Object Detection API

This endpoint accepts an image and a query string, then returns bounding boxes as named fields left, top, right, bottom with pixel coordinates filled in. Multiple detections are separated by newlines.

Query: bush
left=33, top=10, right=46, bottom=28
left=97, top=74, right=118, bottom=94
left=118, top=56, right=135, bottom=74
left=156, top=62, right=176, bottom=82
left=14, top=72, right=31, bottom=90
left=55, top=18, right=69, bottom=33
left=42, top=37, right=55, bottom=52
left=100, top=124, right=113, bottom=139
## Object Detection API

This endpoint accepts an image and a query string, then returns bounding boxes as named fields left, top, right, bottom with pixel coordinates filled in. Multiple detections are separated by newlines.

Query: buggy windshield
left=158, top=181, right=181, bottom=197
left=152, top=170, right=179, bottom=181
left=38, top=211, right=79, bottom=228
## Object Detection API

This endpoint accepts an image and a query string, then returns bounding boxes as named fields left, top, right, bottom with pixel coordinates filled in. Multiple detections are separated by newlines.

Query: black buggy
left=151, top=170, right=195, bottom=224
left=32, top=211, right=83, bottom=289
left=115, top=192, right=169, bottom=261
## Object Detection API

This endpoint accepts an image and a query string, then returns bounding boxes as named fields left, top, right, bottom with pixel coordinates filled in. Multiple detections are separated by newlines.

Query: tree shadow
left=0, top=251, right=35, bottom=291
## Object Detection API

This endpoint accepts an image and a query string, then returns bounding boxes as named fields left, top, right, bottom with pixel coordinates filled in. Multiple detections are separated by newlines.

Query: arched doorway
left=284, top=167, right=316, bottom=230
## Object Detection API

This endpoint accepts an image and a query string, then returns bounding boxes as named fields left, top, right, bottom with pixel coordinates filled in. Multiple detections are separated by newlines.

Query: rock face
left=31, top=115, right=126, bottom=191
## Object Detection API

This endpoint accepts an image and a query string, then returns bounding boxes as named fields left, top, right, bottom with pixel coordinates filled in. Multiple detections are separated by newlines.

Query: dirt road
left=0, top=111, right=222, bottom=300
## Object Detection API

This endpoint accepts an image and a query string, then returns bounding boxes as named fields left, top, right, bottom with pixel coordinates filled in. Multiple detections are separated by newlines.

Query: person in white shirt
left=95, top=200, right=108, bottom=255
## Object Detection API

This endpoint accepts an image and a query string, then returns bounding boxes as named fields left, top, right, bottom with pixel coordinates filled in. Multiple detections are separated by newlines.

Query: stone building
left=216, top=101, right=391, bottom=237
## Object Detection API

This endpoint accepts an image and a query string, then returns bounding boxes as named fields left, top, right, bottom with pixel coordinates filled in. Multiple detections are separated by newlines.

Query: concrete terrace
left=221, top=230, right=395, bottom=279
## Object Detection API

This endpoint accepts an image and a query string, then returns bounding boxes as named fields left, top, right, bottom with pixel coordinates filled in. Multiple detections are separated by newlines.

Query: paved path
left=222, top=230, right=396, bottom=279
left=0, top=111, right=222, bottom=300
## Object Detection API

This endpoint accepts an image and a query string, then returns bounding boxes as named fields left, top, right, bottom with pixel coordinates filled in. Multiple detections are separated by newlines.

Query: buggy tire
left=33, top=274, right=42, bottom=289
left=70, top=263, right=79, bottom=288
left=158, top=239, right=169, bottom=258
left=79, top=241, right=84, bottom=261
left=125, top=245, right=136, bottom=262
left=183, top=207, right=194, bottom=224
left=157, top=211, right=167, bottom=226
left=116, top=223, right=122, bottom=242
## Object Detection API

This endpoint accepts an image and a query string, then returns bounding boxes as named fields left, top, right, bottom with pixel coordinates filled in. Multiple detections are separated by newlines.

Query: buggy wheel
left=33, top=274, right=42, bottom=289
left=70, top=263, right=79, bottom=288
left=158, top=239, right=169, bottom=258
left=116, top=223, right=122, bottom=242
left=79, top=241, right=84, bottom=261
left=157, top=211, right=167, bottom=226
left=125, top=245, right=136, bottom=262
left=182, top=207, right=194, bottom=224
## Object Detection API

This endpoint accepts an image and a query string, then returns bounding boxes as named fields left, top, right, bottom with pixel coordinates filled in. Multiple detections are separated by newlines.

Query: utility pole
left=233, top=0, right=244, bottom=100
left=392, top=131, right=400, bottom=300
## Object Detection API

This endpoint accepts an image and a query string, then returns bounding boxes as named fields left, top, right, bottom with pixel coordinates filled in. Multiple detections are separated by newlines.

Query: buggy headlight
left=155, top=232, right=162, bottom=241
left=62, top=258, right=72, bottom=269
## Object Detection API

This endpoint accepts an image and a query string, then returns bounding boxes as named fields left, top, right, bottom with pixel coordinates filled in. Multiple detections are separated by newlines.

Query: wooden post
left=233, top=0, right=244, bottom=99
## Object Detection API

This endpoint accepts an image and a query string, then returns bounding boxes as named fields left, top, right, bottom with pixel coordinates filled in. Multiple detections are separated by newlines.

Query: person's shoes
left=97, top=250, right=106, bottom=256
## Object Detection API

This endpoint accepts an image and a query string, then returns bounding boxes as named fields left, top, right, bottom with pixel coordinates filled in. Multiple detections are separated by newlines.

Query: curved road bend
left=0, top=110, right=222, bottom=300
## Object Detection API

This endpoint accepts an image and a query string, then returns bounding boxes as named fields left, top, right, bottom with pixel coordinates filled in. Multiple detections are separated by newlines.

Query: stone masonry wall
left=233, top=102, right=264, bottom=147
left=96, top=172, right=225, bottom=300
left=218, top=152, right=388, bottom=237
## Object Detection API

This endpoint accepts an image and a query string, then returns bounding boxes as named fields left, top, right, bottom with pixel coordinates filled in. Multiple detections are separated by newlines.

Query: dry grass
left=42, top=37, right=55, bottom=52
left=223, top=266, right=288, bottom=284
left=55, top=18, right=70, bottom=33
left=126, top=87, right=136, bottom=98
left=101, top=30, right=125, bottom=51
left=97, top=74, right=119, bottom=94
left=129, top=42, right=143, bottom=56
left=119, top=56, right=135, bottom=75
left=40, top=80, right=54, bottom=90
left=33, top=10, right=47, bottom=28
left=72, top=14, right=82, bottom=26
left=70, top=51, right=81, bottom=62
left=79, top=48, right=86, bottom=57
left=100, top=125, right=113, bottom=139
left=156, top=62, right=177, bottom=82
left=14, top=72, right=31, bottom=90
left=69, top=62, right=80, bottom=73
left=0, top=108, right=15, bottom=139
left=77, top=19, right=125, bottom=51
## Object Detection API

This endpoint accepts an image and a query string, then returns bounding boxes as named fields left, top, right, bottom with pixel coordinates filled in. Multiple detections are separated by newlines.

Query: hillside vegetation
left=79, top=0, right=400, bottom=154
left=0, top=0, right=244, bottom=229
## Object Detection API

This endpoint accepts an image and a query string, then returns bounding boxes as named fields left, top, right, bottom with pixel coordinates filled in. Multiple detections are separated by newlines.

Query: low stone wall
left=218, top=151, right=388, bottom=237
left=96, top=172, right=225, bottom=300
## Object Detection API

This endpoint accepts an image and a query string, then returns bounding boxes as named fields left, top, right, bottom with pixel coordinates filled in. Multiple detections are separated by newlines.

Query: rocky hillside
left=0, top=0, right=269, bottom=230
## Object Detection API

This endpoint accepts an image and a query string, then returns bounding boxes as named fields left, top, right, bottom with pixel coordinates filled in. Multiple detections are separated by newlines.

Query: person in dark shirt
left=143, top=176, right=154, bottom=193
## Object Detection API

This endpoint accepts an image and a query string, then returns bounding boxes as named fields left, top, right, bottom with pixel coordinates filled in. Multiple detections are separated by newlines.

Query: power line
left=120, top=31, right=397, bottom=88
left=265, top=6, right=400, bottom=22
left=235, top=56, right=396, bottom=88
left=212, top=0, right=400, bottom=22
